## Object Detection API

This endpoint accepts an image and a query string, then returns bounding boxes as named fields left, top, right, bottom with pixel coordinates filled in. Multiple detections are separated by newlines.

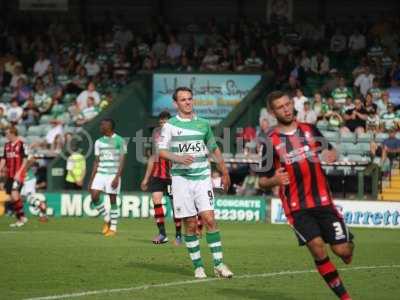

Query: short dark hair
left=101, top=118, right=115, bottom=130
left=159, top=110, right=171, bottom=120
left=172, top=87, right=193, bottom=101
left=266, top=90, right=289, bottom=110
left=7, top=126, right=18, bottom=136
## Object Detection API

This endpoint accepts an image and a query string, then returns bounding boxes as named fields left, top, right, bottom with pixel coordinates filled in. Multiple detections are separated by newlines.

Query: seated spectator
left=46, top=120, right=64, bottom=146
left=364, top=93, right=378, bottom=114
left=368, top=78, right=383, bottom=102
left=312, top=92, right=327, bottom=119
left=382, top=128, right=400, bottom=162
left=33, top=51, right=51, bottom=77
left=99, top=91, right=113, bottom=111
left=0, top=63, right=12, bottom=88
left=320, top=69, right=339, bottom=96
left=113, top=53, right=131, bottom=82
left=33, top=81, right=52, bottom=115
left=367, top=38, right=384, bottom=63
left=244, top=49, right=263, bottom=71
left=236, top=170, right=260, bottom=196
left=22, top=97, right=40, bottom=127
left=376, top=90, right=391, bottom=115
left=381, top=47, right=394, bottom=75
left=218, top=47, right=232, bottom=71
left=9, top=65, right=27, bottom=89
left=76, top=97, right=100, bottom=126
left=331, top=76, right=352, bottom=106
left=297, top=101, right=317, bottom=124
left=354, top=66, right=375, bottom=98
left=166, top=35, right=182, bottom=66
left=326, top=108, right=344, bottom=131
left=84, top=56, right=101, bottom=77
left=76, top=81, right=100, bottom=110
left=293, top=88, right=308, bottom=113
left=12, top=78, right=31, bottom=104
left=330, top=28, right=347, bottom=54
left=259, top=107, right=277, bottom=128
left=7, top=98, right=23, bottom=125
left=289, top=57, right=306, bottom=86
left=0, top=107, right=10, bottom=134
left=342, top=98, right=368, bottom=134
left=211, top=170, right=223, bottom=193
left=233, top=50, right=245, bottom=71
left=130, top=47, right=142, bottom=74
left=310, top=51, right=330, bottom=76
left=348, top=28, right=366, bottom=54
left=366, top=109, right=380, bottom=133
left=176, top=56, right=193, bottom=72
left=4, top=54, right=23, bottom=76
left=342, top=96, right=355, bottom=114
left=300, top=50, right=311, bottom=73
left=380, top=103, right=398, bottom=131
left=257, top=117, right=270, bottom=137
left=200, top=48, right=219, bottom=71
left=152, top=35, right=167, bottom=60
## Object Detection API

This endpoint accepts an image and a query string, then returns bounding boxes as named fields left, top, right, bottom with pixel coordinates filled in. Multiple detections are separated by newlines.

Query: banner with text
left=152, top=73, right=261, bottom=124
left=270, top=198, right=400, bottom=229
left=25, top=193, right=266, bottom=222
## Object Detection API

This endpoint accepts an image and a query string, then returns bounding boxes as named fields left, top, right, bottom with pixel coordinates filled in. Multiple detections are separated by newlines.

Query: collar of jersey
left=103, top=133, right=116, bottom=138
left=176, top=114, right=197, bottom=122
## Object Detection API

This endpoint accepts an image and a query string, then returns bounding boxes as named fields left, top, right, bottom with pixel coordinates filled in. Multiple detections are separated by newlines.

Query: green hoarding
left=24, top=192, right=266, bottom=222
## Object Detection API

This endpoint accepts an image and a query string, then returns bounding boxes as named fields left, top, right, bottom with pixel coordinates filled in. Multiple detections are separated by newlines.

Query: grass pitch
left=0, top=217, right=399, bottom=300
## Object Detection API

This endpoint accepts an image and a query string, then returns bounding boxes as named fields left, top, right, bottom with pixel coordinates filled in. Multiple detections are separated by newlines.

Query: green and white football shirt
left=94, top=133, right=127, bottom=175
left=158, top=115, right=217, bottom=180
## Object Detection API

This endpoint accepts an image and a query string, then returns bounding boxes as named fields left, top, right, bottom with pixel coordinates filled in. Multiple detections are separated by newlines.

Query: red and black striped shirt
left=151, top=127, right=171, bottom=180
left=3, top=139, right=27, bottom=179
left=260, top=123, right=333, bottom=224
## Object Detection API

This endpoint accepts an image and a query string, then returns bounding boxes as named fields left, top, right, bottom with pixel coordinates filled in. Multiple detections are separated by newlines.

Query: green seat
left=340, top=132, right=355, bottom=143
left=357, top=132, right=372, bottom=143
left=321, top=130, right=339, bottom=143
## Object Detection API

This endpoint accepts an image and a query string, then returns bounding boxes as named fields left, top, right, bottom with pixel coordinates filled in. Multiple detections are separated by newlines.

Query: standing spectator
left=84, top=56, right=101, bottom=77
left=342, top=98, right=368, bottom=133
left=33, top=51, right=51, bottom=77
left=7, top=98, right=23, bottom=124
left=354, top=66, right=375, bottom=98
left=76, top=82, right=100, bottom=110
left=65, top=142, right=86, bottom=190
left=331, top=76, right=353, bottom=106
left=297, top=101, right=317, bottom=124
left=348, top=28, right=366, bottom=54
left=310, top=51, right=330, bottom=75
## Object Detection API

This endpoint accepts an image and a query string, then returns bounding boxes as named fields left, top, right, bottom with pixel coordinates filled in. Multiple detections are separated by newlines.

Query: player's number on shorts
left=208, top=190, right=214, bottom=206
left=333, top=222, right=344, bottom=238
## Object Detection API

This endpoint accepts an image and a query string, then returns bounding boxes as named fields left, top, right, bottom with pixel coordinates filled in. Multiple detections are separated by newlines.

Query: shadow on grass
left=125, top=261, right=192, bottom=277
left=216, top=287, right=295, bottom=300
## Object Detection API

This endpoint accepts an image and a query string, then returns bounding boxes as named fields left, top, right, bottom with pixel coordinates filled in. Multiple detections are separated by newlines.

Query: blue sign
left=152, top=73, right=261, bottom=124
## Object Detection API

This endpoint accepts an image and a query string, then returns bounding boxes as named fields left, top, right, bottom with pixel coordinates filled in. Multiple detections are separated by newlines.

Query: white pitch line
left=23, top=264, right=400, bottom=300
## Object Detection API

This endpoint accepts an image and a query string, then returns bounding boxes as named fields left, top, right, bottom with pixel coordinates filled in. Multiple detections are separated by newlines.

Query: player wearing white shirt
left=158, top=87, right=233, bottom=279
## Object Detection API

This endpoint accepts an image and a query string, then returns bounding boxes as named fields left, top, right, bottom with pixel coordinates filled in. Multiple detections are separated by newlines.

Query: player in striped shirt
left=258, top=91, right=354, bottom=300
left=88, top=118, right=127, bottom=237
left=158, top=87, right=233, bottom=279
left=141, top=111, right=183, bottom=245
